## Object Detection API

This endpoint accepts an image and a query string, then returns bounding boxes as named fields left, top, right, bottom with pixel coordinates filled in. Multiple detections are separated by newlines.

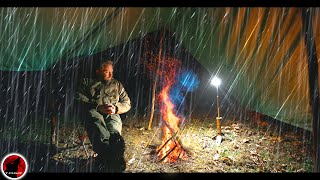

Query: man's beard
left=103, top=77, right=112, bottom=84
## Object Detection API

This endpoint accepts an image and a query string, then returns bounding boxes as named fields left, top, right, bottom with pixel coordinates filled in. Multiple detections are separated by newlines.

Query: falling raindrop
left=0, top=7, right=316, bottom=173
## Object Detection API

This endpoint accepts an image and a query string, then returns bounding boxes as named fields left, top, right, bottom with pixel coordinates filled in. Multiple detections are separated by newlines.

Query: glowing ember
left=156, top=58, right=188, bottom=163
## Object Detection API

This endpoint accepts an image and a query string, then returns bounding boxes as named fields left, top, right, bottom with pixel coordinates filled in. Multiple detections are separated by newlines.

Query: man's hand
left=97, top=104, right=116, bottom=115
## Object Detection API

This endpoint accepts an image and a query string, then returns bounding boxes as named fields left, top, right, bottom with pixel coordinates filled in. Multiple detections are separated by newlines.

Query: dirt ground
left=51, top=114, right=313, bottom=173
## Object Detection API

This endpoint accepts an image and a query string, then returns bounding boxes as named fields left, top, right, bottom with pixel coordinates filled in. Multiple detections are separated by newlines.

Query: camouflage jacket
left=75, top=78, right=131, bottom=115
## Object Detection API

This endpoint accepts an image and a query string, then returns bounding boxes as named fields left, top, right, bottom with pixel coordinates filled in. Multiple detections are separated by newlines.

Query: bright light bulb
left=211, top=77, right=221, bottom=87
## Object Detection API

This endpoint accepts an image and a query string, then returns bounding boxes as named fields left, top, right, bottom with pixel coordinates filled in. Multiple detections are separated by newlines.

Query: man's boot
left=93, top=154, right=107, bottom=172
left=109, top=132, right=126, bottom=172
left=93, top=145, right=112, bottom=173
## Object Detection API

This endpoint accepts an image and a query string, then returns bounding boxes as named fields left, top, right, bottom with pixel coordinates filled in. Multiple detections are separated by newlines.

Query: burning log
left=156, top=131, right=191, bottom=163
left=158, top=144, right=177, bottom=162
left=156, top=130, right=179, bottom=155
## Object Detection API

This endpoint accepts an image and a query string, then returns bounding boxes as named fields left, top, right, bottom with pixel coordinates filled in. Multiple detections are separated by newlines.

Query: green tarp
left=1, top=7, right=319, bottom=130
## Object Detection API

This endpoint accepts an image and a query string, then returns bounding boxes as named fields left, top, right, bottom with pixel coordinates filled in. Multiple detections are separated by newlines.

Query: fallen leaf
left=242, top=139, right=250, bottom=143
left=227, top=156, right=236, bottom=162
left=233, top=144, right=240, bottom=149
left=128, top=157, right=135, bottom=164
left=139, top=127, right=144, bottom=131
left=213, top=154, right=220, bottom=161
left=292, top=141, right=302, bottom=146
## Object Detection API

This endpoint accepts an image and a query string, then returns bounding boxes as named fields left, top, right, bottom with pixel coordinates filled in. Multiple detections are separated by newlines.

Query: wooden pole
left=301, top=7, right=320, bottom=172
left=49, top=95, right=58, bottom=146
left=148, top=31, right=164, bottom=130
left=216, top=86, right=222, bottom=135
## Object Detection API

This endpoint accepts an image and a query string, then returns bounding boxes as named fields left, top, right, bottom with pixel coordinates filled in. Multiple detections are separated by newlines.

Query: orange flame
left=156, top=58, right=188, bottom=163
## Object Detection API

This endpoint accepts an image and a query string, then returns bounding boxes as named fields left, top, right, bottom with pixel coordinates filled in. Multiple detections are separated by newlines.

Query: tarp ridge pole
left=301, top=7, right=320, bottom=172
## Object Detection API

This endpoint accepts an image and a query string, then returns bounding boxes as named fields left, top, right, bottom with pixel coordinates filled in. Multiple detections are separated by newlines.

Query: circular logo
left=1, top=153, right=28, bottom=180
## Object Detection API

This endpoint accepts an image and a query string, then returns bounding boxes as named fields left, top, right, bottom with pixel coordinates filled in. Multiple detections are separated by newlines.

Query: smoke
left=178, top=70, right=199, bottom=92
left=169, top=69, right=199, bottom=115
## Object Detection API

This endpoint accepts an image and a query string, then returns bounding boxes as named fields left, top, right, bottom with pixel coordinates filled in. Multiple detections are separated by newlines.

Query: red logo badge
left=1, top=153, right=28, bottom=180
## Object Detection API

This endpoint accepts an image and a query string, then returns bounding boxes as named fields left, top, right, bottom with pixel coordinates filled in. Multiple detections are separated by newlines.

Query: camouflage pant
left=79, top=109, right=126, bottom=172
left=82, top=109, right=122, bottom=156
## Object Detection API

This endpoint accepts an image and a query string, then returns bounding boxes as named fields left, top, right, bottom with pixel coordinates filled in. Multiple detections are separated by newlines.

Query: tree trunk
left=148, top=33, right=164, bottom=130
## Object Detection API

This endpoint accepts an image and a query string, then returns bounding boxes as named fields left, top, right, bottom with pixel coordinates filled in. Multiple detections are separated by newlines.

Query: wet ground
left=0, top=114, right=313, bottom=173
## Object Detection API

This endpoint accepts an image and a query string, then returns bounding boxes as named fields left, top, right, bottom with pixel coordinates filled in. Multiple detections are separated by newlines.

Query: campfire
left=156, top=59, right=189, bottom=163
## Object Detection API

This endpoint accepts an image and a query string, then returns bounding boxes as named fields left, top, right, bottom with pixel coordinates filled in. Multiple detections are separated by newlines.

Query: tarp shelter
left=0, top=7, right=319, bottom=170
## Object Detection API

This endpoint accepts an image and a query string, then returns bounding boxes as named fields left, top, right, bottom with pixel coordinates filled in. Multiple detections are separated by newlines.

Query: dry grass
left=52, top=115, right=313, bottom=173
